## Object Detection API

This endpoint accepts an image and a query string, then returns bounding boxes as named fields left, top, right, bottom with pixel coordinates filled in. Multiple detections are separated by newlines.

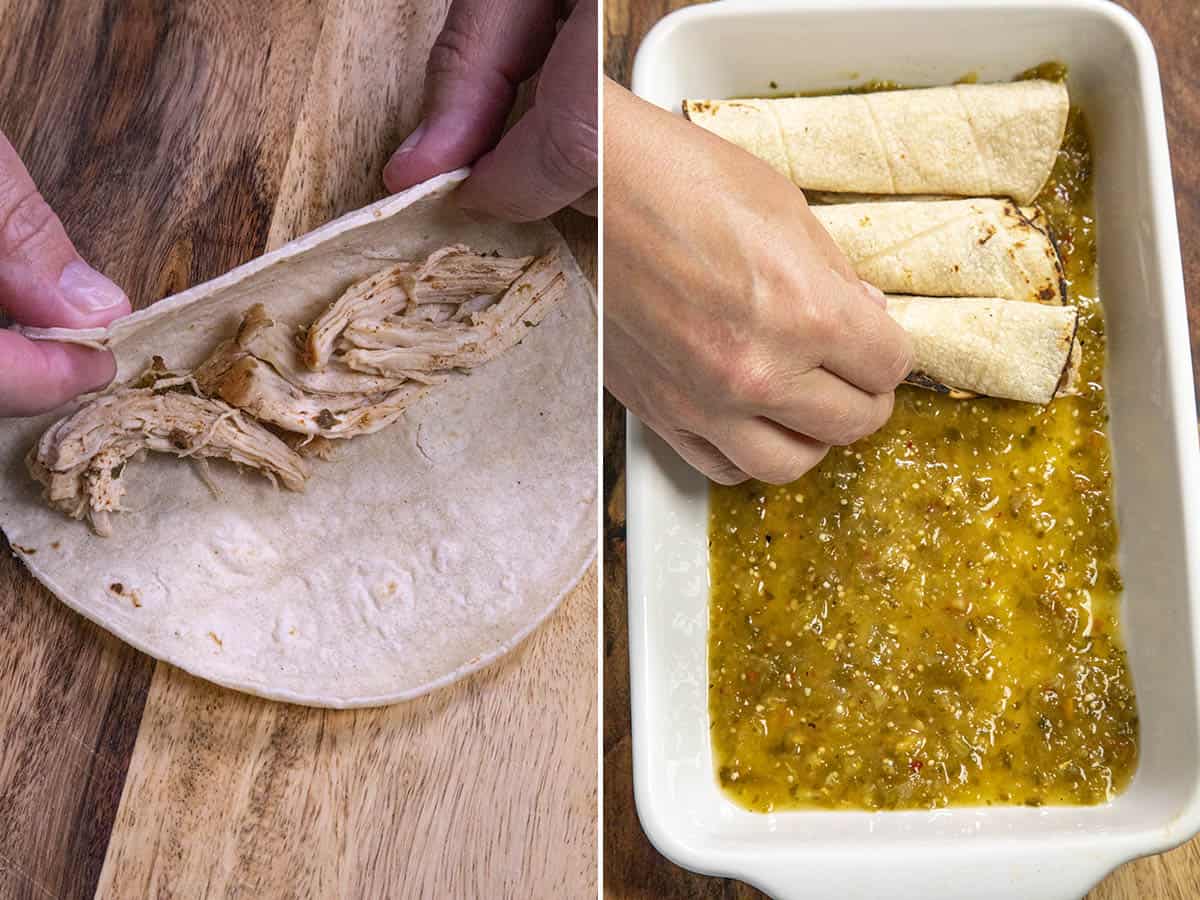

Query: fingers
left=382, top=0, right=559, bottom=192
left=760, top=366, right=895, bottom=447
left=663, top=428, right=748, bottom=486
left=712, top=417, right=830, bottom=485
left=808, top=274, right=914, bottom=395
left=0, top=133, right=130, bottom=329
left=0, top=329, right=115, bottom=417
left=455, top=0, right=597, bottom=220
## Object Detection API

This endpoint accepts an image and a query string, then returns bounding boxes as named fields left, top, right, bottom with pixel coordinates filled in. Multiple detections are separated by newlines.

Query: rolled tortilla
left=886, top=296, right=1078, bottom=405
left=813, top=199, right=1065, bottom=304
left=684, top=80, right=1068, bottom=204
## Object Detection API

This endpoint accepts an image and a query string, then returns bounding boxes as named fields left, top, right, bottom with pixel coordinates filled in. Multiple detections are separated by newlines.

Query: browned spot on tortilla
left=168, top=428, right=191, bottom=450
left=1039, top=285, right=1057, bottom=301
left=386, top=580, right=397, bottom=595
left=208, top=631, right=223, bottom=648
left=130, top=591, right=142, bottom=608
left=50, top=541, right=60, bottom=550
left=110, top=582, right=124, bottom=594
left=316, top=409, right=339, bottom=430
left=12, top=544, right=35, bottom=554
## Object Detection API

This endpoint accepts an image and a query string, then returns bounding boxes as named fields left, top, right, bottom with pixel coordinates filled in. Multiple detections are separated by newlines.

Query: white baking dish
left=624, top=2, right=1200, bottom=898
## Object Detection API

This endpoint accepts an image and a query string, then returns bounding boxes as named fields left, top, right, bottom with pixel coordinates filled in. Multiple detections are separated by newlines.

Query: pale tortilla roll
left=813, top=199, right=1065, bottom=303
left=684, top=80, right=1069, bottom=204
left=886, top=296, right=1078, bottom=404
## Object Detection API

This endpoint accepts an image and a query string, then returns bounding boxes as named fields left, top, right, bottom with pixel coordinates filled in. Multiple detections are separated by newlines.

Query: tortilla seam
left=952, top=87, right=993, bottom=196
left=860, top=95, right=898, bottom=194
left=766, top=103, right=799, bottom=186
left=841, top=206, right=983, bottom=271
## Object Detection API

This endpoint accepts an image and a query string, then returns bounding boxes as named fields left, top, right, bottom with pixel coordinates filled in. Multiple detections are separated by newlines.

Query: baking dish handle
left=739, top=849, right=1125, bottom=900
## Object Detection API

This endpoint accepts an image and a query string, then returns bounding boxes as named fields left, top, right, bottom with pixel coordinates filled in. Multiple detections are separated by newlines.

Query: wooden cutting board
left=0, top=2, right=597, bottom=897
left=602, top=0, right=1200, bottom=897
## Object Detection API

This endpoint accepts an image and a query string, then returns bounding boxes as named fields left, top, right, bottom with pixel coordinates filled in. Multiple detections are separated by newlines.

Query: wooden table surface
left=0, top=2, right=597, bottom=897
left=602, top=1, right=1200, bottom=897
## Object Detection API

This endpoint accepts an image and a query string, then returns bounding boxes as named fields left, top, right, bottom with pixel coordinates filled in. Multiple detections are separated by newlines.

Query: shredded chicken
left=338, top=248, right=567, bottom=376
left=30, top=244, right=567, bottom=533
left=194, top=304, right=442, bottom=438
left=28, top=367, right=309, bottom=536
left=304, top=245, right=533, bottom=369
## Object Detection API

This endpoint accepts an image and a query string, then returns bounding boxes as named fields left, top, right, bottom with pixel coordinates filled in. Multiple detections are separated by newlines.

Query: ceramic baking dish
left=624, top=2, right=1200, bottom=897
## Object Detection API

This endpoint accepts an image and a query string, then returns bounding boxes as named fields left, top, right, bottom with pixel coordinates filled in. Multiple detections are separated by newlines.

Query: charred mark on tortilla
left=1010, top=202, right=1068, bottom=305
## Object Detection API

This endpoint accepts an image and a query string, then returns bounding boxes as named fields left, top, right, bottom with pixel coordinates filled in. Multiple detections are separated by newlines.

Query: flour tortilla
left=0, top=170, right=597, bottom=708
left=684, top=80, right=1068, bottom=204
left=813, top=199, right=1065, bottom=304
left=887, top=295, right=1078, bottom=404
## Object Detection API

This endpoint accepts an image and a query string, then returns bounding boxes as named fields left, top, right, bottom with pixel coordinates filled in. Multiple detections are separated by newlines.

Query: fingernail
left=383, top=121, right=428, bottom=191
left=58, top=259, right=128, bottom=313
left=396, top=120, right=427, bottom=154
left=860, top=280, right=887, bottom=307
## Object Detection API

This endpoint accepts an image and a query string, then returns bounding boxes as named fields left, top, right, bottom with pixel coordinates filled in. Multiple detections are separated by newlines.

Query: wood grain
left=601, top=1, right=1200, bottom=897
left=0, top=1, right=597, bottom=897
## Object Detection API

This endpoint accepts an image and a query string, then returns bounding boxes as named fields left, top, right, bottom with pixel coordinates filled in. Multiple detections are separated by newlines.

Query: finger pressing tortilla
left=684, top=80, right=1068, bottom=205
left=813, top=199, right=1066, bottom=304
left=886, top=295, right=1078, bottom=405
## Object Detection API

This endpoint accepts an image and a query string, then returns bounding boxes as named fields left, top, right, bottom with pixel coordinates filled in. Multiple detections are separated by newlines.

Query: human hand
left=383, top=0, right=597, bottom=221
left=604, top=83, right=913, bottom=485
left=0, top=133, right=130, bottom=417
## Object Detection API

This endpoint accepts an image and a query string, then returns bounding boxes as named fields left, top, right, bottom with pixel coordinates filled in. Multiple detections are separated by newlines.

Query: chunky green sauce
left=708, top=92, right=1138, bottom=812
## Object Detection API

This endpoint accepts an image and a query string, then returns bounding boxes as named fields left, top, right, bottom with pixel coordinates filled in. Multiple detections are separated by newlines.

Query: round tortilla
left=0, top=170, right=597, bottom=708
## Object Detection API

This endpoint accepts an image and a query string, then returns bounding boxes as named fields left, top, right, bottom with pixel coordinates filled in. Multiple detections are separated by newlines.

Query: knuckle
left=705, top=454, right=749, bottom=485
left=823, top=401, right=878, bottom=447
left=426, top=21, right=480, bottom=83
left=798, top=294, right=839, bottom=345
left=0, top=187, right=59, bottom=257
left=872, top=320, right=914, bottom=388
left=749, top=449, right=814, bottom=485
left=671, top=428, right=746, bottom=485
left=723, top=351, right=774, bottom=409
left=539, top=111, right=598, bottom=190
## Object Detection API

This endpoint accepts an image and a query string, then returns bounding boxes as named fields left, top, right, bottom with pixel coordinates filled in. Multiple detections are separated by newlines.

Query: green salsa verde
left=707, top=89, right=1138, bottom=812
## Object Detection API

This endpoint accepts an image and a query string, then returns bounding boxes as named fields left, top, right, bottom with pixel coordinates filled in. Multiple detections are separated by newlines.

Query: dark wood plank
left=601, top=0, right=1200, bottom=897
left=0, top=2, right=326, bottom=897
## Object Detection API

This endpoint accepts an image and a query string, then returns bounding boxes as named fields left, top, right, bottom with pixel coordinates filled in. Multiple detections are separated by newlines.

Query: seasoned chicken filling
left=29, top=245, right=568, bottom=533
left=27, top=364, right=309, bottom=536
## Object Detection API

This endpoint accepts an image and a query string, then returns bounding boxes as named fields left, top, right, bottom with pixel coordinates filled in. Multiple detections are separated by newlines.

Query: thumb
left=455, top=0, right=597, bottom=220
left=0, top=134, right=130, bottom=329
left=382, top=0, right=559, bottom=193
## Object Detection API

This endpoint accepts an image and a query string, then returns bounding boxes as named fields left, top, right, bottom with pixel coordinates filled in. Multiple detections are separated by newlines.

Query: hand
left=383, top=0, right=597, bottom=221
left=0, top=133, right=130, bottom=417
left=604, top=83, right=913, bottom=485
